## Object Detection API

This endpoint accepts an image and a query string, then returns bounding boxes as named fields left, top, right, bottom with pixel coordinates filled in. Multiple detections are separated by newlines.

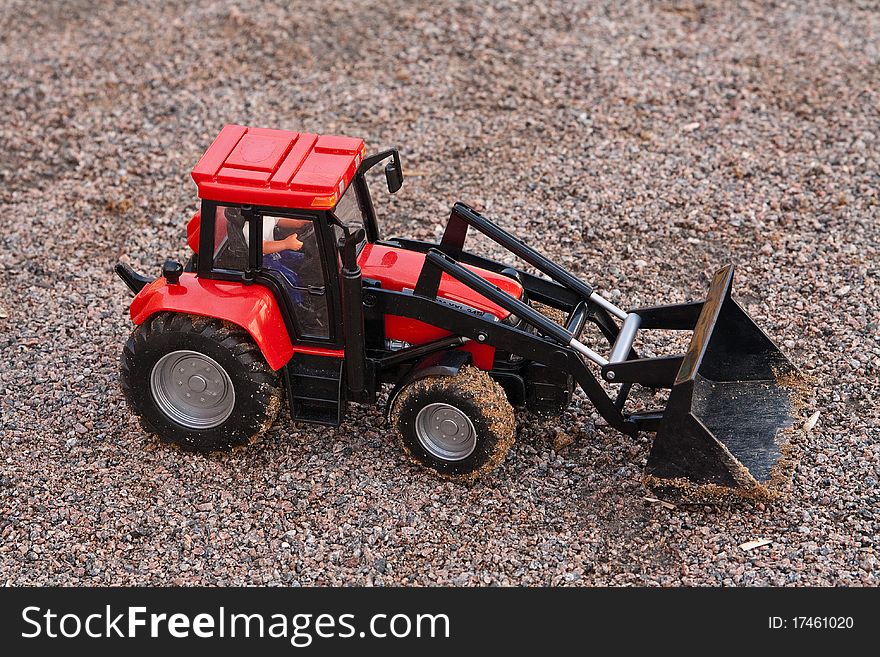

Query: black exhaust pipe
left=115, top=262, right=152, bottom=295
left=340, top=228, right=368, bottom=401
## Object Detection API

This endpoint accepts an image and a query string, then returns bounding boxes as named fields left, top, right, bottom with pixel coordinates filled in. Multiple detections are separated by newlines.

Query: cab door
left=201, top=202, right=341, bottom=347
left=253, top=210, right=342, bottom=347
left=199, top=202, right=346, bottom=425
left=255, top=211, right=347, bottom=425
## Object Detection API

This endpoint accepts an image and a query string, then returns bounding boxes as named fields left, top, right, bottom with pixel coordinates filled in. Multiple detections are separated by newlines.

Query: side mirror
left=385, top=158, right=403, bottom=194
left=358, top=148, right=404, bottom=193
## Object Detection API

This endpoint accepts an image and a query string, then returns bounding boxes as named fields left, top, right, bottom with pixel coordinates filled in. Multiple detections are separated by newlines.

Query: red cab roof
left=191, top=124, right=365, bottom=209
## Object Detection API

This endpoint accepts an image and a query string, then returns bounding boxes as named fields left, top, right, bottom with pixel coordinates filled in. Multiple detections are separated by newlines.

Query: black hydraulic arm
left=378, top=334, right=468, bottom=369
left=385, top=236, right=582, bottom=308
left=416, top=249, right=575, bottom=346
left=414, top=249, right=610, bottom=367
left=426, top=202, right=595, bottom=300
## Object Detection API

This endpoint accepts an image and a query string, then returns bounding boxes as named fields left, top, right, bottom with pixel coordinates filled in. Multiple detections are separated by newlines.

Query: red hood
left=358, top=243, right=522, bottom=319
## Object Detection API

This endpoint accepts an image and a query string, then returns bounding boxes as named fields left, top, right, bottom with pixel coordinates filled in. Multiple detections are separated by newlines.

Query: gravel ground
left=1, top=0, right=877, bottom=586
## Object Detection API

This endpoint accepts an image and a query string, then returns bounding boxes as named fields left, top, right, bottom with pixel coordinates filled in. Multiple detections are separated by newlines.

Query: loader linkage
left=389, top=202, right=804, bottom=500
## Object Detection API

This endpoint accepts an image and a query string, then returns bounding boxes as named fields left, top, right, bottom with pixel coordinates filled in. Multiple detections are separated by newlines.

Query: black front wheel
left=391, top=366, right=516, bottom=481
left=120, top=312, right=282, bottom=451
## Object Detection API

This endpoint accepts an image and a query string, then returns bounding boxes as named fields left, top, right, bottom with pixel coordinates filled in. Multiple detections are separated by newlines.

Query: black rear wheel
left=120, top=313, right=282, bottom=451
left=391, top=366, right=516, bottom=481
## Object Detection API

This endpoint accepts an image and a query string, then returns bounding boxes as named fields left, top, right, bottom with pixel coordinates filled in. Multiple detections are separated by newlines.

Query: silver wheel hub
left=150, top=350, right=235, bottom=429
left=414, top=403, right=477, bottom=461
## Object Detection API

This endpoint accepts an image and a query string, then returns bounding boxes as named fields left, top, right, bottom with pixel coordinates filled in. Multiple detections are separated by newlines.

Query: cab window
left=331, top=184, right=368, bottom=253
left=212, top=205, right=249, bottom=271
left=260, top=214, right=330, bottom=339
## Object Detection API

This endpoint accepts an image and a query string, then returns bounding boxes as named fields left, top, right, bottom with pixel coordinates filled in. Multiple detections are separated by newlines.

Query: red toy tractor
left=117, top=124, right=802, bottom=500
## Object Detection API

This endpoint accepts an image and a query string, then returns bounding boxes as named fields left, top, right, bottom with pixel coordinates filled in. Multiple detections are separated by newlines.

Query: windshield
left=332, top=183, right=368, bottom=253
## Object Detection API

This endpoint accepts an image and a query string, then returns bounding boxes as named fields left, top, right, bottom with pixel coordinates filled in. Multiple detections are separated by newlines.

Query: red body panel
left=358, top=243, right=522, bottom=316
left=191, top=125, right=365, bottom=209
left=358, top=244, right=524, bottom=370
left=129, top=273, right=302, bottom=370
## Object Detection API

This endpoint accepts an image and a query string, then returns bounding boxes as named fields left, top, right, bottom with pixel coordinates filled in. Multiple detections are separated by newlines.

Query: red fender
left=129, top=273, right=295, bottom=370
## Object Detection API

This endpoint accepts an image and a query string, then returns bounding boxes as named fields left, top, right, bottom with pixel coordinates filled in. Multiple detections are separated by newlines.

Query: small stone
left=552, top=431, right=574, bottom=451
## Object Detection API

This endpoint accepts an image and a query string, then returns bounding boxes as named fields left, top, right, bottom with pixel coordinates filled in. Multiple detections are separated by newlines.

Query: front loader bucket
left=644, top=265, right=803, bottom=503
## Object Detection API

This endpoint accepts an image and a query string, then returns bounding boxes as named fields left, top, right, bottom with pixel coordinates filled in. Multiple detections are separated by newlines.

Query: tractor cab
left=183, top=124, right=516, bottom=360
left=186, top=125, right=383, bottom=348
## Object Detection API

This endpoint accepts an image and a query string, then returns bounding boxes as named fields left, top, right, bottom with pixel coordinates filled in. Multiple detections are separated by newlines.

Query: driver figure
left=243, top=215, right=310, bottom=289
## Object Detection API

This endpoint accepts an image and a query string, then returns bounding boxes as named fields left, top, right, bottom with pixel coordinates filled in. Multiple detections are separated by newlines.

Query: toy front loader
left=390, top=202, right=803, bottom=502
left=116, top=123, right=804, bottom=503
